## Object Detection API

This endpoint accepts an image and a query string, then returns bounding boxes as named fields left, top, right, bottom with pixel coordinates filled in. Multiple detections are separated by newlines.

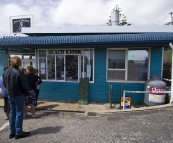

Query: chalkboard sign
left=78, top=78, right=89, bottom=105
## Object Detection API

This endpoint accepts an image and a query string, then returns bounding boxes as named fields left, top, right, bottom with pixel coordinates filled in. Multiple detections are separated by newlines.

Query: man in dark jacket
left=3, top=56, right=30, bottom=139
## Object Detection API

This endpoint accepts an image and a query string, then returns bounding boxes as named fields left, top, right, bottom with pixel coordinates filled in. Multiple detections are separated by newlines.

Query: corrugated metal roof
left=0, top=33, right=173, bottom=46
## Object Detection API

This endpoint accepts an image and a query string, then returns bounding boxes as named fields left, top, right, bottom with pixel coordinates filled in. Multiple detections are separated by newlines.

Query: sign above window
left=48, top=50, right=83, bottom=55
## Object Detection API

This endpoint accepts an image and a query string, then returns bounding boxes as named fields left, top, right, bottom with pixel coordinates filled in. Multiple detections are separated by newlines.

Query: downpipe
left=169, top=42, right=173, bottom=103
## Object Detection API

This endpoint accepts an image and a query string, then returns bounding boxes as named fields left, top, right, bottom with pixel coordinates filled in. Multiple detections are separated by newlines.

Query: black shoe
left=15, top=131, right=30, bottom=139
left=9, top=133, right=15, bottom=139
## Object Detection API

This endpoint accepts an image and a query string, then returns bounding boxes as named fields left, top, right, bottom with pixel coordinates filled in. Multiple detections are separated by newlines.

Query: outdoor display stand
left=120, top=96, right=131, bottom=109
left=78, top=78, right=89, bottom=105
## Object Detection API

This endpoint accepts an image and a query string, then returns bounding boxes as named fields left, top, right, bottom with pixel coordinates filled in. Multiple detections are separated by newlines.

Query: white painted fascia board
left=22, top=25, right=173, bottom=34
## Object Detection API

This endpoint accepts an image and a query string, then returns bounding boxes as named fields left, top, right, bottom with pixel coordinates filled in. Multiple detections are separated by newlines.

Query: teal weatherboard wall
left=150, top=47, right=163, bottom=76
left=38, top=46, right=163, bottom=104
left=0, top=50, right=7, bottom=76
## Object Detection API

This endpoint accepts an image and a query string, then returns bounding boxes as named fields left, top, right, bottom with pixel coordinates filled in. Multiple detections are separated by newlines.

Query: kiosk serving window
left=38, top=49, right=94, bottom=82
left=8, top=54, right=36, bottom=69
left=107, top=48, right=149, bottom=82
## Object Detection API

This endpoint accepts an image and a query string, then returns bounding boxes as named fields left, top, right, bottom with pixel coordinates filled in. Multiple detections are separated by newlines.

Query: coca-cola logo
left=149, top=86, right=166, bottom=95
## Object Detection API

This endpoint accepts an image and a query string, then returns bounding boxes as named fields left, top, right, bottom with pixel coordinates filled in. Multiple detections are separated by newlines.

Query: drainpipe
left=169, top=42, right=173, bottom=103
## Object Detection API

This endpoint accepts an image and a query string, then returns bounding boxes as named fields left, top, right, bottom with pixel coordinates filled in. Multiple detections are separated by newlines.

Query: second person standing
left=24, top=66, right=39, bottom=118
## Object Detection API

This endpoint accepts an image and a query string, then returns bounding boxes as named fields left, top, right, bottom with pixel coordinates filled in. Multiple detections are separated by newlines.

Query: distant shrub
left=128, top=60, right=134, bottom=63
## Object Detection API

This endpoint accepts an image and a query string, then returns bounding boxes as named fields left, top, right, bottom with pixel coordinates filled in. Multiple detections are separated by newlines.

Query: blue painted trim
left=1, top=33, right=173, bottom=46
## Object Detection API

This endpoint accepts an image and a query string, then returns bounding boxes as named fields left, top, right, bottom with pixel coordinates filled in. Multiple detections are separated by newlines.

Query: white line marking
left=0, top=122, right=9, bottom=131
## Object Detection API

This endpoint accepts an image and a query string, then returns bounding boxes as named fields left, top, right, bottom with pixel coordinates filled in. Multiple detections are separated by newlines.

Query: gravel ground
left=0, top=106, right=173, bottom=143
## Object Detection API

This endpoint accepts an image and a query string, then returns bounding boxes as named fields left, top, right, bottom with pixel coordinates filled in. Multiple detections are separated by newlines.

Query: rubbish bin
left=165, top=86, right=171, bottom=104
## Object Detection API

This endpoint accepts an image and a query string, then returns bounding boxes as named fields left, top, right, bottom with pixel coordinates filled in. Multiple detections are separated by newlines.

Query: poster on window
left=86, top=65, right=91, bottom=78
left=12, top=18, right=31, bottom=33
left=41, top=69, right=45, bottom=74
left=41, top=62, right=45, bottom=68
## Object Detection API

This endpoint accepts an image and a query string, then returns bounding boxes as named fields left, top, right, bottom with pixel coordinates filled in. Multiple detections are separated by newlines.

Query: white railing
left=122, top=90, right=172, bottom=110
left=162, top=78, right=171, bottom=82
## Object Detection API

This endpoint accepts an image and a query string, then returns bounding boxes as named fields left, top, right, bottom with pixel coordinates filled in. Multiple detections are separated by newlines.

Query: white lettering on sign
left=48, top=50, right=83, bottom=55
left=149, top=86, right=166, bottom=103
left=149, top=86, right=166, bottom=95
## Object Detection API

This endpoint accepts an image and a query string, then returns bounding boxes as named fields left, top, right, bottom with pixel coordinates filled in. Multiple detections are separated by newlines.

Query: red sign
left=149, top=86, right=166, bottom=95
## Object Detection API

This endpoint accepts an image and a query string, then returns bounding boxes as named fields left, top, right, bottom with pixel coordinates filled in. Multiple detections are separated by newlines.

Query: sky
left=0, top=0, right=173, bottom=36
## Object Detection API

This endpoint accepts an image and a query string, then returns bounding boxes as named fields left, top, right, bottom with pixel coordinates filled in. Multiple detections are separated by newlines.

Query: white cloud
left=0, top=0, right=172, bottom=36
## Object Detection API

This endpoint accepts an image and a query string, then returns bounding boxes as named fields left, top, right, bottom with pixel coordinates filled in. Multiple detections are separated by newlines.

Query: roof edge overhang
left=0, top=41, right=172, bottom=48
left=22, top=25, right=173, bottom=36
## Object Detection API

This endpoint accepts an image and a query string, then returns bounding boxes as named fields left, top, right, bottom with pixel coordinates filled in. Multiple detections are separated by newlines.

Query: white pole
left=169, top=42, right=173, bottom=103
left=123, top=90, right=125, bottom=110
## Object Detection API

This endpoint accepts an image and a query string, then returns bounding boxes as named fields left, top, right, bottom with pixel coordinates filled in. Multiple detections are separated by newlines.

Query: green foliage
left=128, top=60, right=134, bottom=63
left=136, top=100, right=142, bottom=105
left=107, top=5, right=131, bottom=26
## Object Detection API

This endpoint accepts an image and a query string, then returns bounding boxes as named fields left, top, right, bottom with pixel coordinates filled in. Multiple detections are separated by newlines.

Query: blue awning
left=0, top=33, right=173, bottom=46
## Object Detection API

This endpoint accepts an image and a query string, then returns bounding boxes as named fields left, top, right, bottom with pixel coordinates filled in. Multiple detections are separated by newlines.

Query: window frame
left=37, top=48, right=95, bottom=83
left=106, top=48, right=150, bottom=83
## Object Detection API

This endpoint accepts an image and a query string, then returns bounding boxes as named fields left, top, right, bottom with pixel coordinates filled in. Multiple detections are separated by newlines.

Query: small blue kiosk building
left=0, top=26, right=173, bottom=104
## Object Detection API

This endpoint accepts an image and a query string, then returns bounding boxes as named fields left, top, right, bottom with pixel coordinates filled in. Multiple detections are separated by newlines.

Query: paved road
left=0, top=106, right=173, bottom=143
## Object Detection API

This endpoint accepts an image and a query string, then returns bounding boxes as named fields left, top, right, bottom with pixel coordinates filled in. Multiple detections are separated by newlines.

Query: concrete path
left=0, top=98, right=173, bottom=114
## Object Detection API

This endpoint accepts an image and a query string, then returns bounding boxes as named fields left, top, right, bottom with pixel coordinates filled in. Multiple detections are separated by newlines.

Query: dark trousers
left=8, top=95, right=25, bottom=135
left=3, top=97, right=10, bottom=113
left=35, top=89, right=39, bottom=106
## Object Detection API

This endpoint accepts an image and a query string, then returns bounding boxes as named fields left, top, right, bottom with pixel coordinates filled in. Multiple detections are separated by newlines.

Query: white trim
left=148, top=48, right=151, bottom=79
left=22, top=26, right=173, bottom=34
left=125, top=49, right=128, bottom=80
left=55, top=55, right=57, bottom=80
left=92, top=49, right=95, bottom=83
left=45, top=50, right=48, bottom=80
left=78, top=55, right=81, bottom=82
left=108, top=81, right=145, bottom=83
left=169, top=42, right=173, bottom=103
left=35, top=48, right=37, bottom=68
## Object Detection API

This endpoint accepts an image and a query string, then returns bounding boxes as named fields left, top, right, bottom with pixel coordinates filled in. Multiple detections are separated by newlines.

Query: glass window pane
left=47, top=55, right=55, bottom=80
left=108, top=50, right=125, bottom=69
left=128, top=50, right=148, bottom=81
left=107, top=70, right=125, bottom=80
left=65, top=55, right=78, bottom=81
left=23, top=55, right=35, bottom=60
left=56, top=55, right=64, bottom=80
left=23, top=61, right=35, bottom=69
left=9, top=54, right=22, bottom=59
left=90, top=50, right=93, bottom=81
left=39, top=50, right=46, bottom=79
left=83, top=49, right=93, bottom=81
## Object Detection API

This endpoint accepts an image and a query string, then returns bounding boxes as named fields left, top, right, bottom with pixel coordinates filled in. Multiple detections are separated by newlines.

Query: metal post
left=123, top=90, right=126, bottom=110
left=169, top=42, right=173, bottom=103
left=110, top=85, right=113, bottom=108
